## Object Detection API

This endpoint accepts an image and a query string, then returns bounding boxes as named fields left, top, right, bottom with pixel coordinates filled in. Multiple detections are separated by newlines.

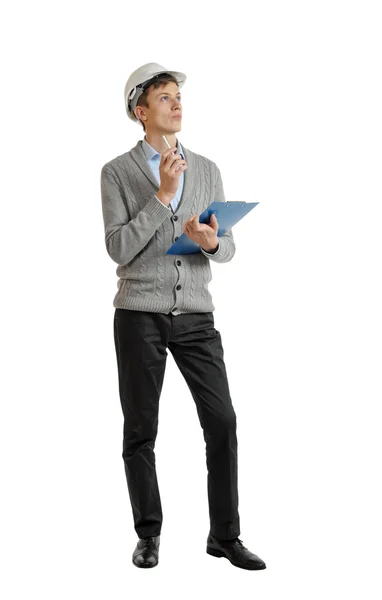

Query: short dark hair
left=134, top=73, right=179, bottom=131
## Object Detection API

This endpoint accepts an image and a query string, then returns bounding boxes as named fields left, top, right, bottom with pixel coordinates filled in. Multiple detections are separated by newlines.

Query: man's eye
left=161, top=96, right=181, bottom=100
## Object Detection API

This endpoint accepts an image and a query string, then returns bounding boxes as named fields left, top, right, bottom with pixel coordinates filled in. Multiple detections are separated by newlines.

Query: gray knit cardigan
left=100, top=139, right=236, bottom=315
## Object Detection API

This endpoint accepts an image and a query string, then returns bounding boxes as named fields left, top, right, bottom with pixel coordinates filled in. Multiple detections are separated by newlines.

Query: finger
left=168, top=157, right=186, bottom=171
left=163, top=147, right=180, bottom=163
left=164, top=146, right=177, bottom=155
left=166, top=154, right=182, bottom=167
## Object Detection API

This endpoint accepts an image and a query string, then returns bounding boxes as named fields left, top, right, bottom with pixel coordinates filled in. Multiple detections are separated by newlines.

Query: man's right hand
left=157, top=146, right=188, bottom=203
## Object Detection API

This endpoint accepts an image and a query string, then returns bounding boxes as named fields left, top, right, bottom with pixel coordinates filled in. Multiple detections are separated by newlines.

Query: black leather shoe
left=206, top=534, right=266, bottom=570
left=132, top=535, right=160, bottom=568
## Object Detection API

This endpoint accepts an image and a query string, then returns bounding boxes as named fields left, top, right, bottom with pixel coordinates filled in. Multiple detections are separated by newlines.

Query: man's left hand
left=183, top=213, right=219, bottom=251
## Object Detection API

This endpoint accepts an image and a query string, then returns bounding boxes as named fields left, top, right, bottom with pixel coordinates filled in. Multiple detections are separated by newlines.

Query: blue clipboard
left=165, top=201, right=259, bottom=255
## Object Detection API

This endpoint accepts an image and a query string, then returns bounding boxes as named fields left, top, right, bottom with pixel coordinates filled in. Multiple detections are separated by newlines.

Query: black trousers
left=113, top=308, right=240, bottom=541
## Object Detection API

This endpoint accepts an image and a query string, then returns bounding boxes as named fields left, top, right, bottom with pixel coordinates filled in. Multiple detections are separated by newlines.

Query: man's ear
left=135, top=108, right=147, bottom=122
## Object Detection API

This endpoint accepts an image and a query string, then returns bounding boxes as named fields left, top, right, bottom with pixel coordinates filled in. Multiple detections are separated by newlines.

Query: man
left=100, top=63, right=266, bottom=571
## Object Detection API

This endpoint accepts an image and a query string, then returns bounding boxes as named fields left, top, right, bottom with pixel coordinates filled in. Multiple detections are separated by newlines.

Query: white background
left=1, top=0, right=381, bottom=598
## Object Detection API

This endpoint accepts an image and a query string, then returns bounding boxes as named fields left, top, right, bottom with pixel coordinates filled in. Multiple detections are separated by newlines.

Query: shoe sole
left=206, top=546, right=266, bottom=570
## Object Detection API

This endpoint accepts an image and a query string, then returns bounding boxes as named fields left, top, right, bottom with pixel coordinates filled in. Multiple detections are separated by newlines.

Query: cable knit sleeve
left=101, top=164, right=171, bottom=266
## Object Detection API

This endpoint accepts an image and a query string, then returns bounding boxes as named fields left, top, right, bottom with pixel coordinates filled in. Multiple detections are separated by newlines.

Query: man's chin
left=163, top=122, right=182, bottom=133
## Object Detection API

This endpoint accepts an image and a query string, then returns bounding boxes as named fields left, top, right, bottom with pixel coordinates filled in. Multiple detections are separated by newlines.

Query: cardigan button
left=173, top=215, right=178, bottom=221
left=176, top=285, right=181, bottom=290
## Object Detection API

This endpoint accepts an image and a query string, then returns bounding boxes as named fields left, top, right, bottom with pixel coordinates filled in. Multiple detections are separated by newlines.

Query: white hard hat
left=124, top=62, right=187, bottom=123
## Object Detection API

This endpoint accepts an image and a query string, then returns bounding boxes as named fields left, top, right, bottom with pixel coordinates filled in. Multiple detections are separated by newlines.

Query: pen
left=162, top=134, right=172, bottom=149
left=162, top=134, right=182, bottom=171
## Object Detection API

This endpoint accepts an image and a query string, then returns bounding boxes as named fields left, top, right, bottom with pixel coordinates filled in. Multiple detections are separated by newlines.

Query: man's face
left=139, top=81, right=183, bottom=132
